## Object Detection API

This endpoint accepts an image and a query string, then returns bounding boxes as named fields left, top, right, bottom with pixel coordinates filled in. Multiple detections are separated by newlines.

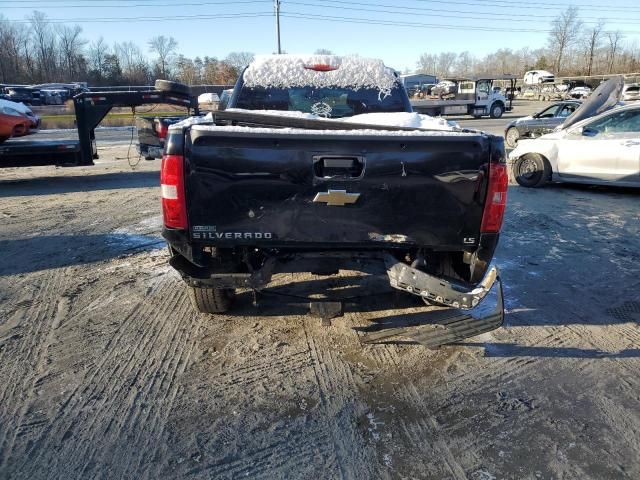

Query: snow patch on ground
left=242, top=54, right=398, bottom=94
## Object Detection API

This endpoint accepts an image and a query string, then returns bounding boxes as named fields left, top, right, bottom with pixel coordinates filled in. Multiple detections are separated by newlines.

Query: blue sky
left=2, top=0, right=640, bottom=72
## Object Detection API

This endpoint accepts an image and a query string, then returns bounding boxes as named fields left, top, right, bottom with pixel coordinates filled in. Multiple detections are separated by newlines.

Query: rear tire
left=490, top=103, right=504, bottom=119
left=505, top=127, right=520, bottom=148
left=513, top=154, right=551, bottom=188
left=188, top=286, right=235, bottom=314
left=154, top=79, right=191, bottom=96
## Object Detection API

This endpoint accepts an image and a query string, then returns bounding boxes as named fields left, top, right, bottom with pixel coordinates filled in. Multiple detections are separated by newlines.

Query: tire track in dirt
left=12, top=268, right=190, bottom=478
left=56, top=278, right=189, bottom=478
left=395, top=382, right=475, bottom=479
left=192, top=428, right=336, bottom=479
left=207, top=349, right=312, bottom=396
left=0, top=268, right=68, bottom=471
left=302, top=317, right=376, bottom=480
left=105, top=292, right=202, bottom=478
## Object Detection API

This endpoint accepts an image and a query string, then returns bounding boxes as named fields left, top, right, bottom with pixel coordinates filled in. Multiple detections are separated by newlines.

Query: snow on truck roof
left=242, top=54, right=399, bottom=94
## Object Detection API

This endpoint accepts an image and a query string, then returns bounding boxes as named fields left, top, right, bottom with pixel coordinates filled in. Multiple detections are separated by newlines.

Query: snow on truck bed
left=173, top=110, right=474, bottom=136
left=242, top=54, right=398, bottom=93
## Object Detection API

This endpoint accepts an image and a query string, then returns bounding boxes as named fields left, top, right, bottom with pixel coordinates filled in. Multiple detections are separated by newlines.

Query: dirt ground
left=0, top=146, right=639, bottom=479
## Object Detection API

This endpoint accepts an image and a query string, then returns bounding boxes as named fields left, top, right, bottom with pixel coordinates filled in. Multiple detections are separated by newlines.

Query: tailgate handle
left=313, top=155, right=365, bottom=180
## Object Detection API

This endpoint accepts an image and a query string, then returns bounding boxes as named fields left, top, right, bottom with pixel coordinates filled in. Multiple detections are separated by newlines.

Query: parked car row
left=508, top=76, right=640, bottom=188
left=0, top=83, right=89, bottom=106
left=0, top=98, right=41, bottom=143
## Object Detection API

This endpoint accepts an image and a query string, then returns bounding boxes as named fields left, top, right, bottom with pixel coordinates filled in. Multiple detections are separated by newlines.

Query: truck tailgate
left=185, top=128, right=491, bottom=249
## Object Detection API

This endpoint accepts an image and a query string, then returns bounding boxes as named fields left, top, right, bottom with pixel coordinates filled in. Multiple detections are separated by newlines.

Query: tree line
left=416, top=7, right=640, bottom=79
left=0, top=12, right=251, bottom=86
left=2, top=8, right=640, bottom=87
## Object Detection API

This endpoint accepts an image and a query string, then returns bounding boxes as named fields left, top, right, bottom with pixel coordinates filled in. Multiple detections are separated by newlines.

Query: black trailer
left=0, top=80, right=198, bottom=168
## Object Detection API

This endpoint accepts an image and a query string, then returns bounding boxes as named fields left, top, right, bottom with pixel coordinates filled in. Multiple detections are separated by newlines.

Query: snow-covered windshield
left=234, top=84, right=408, bottom=119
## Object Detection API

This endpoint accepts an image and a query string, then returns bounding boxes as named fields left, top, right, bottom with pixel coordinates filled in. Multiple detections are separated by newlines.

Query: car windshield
left=235, top=84, right=407, bottom=118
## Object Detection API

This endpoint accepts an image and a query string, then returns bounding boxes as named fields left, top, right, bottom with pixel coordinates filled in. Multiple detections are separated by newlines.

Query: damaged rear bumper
left=384, top=253, right=498, bottom=310
left=360, top=256, right=504, bottom=347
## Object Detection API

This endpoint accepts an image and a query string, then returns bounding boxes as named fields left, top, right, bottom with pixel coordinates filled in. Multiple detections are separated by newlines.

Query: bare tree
left=582, top=21, right=605, bottom=75
left=454, top=51, right=475, bottom=77
left=548, top=7, right=582, bottom=75
left=314, top=48, right=334, bottom=55
left=436, top=52, right=457, bottom=78
left=606, top=30, right=624, bottom=74
left=115, top=41, right=150, bottom=84
left=416, top=53, right=437, bottom=75
left=148, top=35, right=177, bottom=78
left=29, top=11, right=57, bottom=82
left=58, top=25, right=86, bottom=79
left=224, top=51, right=255, bottom=71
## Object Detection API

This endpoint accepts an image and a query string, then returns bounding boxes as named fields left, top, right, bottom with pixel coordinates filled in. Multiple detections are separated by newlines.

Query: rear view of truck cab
left=160, top=54, right=507, bottom=340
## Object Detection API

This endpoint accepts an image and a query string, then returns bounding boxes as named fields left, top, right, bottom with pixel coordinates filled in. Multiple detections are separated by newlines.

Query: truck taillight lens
left=156, top=121, right=168, bottom=139
left=480, top=163, right=508, bottom=233
left=160, top=154, right=187, bottom=229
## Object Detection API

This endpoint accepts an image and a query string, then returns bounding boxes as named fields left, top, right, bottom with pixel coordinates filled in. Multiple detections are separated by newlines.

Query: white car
left=509, top=77, right=640, bottom=188
left=622, top=83, right=640, bottom=102
left=569, top=86, right=592, bottom=99
left=523, top=70, right=555, bottom=85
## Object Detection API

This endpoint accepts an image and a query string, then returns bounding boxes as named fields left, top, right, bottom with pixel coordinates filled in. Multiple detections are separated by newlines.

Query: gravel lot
left=1, top=109, right=639, bottom=479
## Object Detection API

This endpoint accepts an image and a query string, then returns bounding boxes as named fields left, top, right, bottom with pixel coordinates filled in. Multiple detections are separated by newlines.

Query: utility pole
left=274, top=0, right=282, bottom=54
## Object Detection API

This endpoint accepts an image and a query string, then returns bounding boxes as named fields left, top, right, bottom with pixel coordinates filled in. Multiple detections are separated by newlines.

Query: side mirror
left=581, top=126, right=599, bottom=137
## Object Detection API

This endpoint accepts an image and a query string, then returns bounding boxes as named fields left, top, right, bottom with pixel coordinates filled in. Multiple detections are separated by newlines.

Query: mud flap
left=360, top=274, right=504, bottom=348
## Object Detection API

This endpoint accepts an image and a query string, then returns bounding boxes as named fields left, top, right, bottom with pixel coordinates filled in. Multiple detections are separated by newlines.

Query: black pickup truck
left=161, top=55, right=507, bottom=345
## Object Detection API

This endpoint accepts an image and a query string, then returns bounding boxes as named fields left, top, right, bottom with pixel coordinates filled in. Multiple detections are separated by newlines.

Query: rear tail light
left=480, top=163, right=508, bottom=233
left=160, top=154, right=187, bottom=229
left=303, top=64, right=339, bottom=72
left=155, top=120, right=169, bottom=139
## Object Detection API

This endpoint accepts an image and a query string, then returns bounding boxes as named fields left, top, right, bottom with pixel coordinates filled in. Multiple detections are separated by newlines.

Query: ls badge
left=313, top=190, right=360, bottom=206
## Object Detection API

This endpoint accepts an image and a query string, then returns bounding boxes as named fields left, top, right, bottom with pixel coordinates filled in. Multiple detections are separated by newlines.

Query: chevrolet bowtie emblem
left=313, top=190, right=360, bottom=206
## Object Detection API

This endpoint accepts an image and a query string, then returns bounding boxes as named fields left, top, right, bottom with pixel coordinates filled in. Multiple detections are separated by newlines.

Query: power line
left=0, top=12, right=273, bottom=24
left=286, top=0, right=640, bottom=25
left=281, top=12, right=551, bottom=33
left=280, top=11, right=640, bottom=34
left=409, top=0, right=640, bottom=13
left=9, top=0, right=640, bottom=12
left=0, top=0, right=270, bottom=9
left=313, top=0, right=640, bottom=22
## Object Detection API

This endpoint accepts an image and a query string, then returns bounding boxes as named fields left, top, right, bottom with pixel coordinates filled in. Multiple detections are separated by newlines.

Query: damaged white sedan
left=509, top=77, right=640, bottom=188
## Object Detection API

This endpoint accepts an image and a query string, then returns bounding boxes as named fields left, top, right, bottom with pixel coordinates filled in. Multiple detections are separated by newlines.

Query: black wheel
left=144, top=156, right=155, bottom=161
left=513, top=154, right=551, bottom=188
left=505, top=127, right=520, bottom=148
left=188, top=285, right=235, bottom=314
left=154, top=79, right=191, bottom=96
left=490, top=103, right=504, bottom=119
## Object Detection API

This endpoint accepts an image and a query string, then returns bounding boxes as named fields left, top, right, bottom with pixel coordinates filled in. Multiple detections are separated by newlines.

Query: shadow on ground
left=0, top=170, right=159, bottom=197
left=0, top=233, right=164, bottom=276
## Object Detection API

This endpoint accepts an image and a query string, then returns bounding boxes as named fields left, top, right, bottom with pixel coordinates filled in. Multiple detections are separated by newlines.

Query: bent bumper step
left=360, top=273, right=504, bottom=348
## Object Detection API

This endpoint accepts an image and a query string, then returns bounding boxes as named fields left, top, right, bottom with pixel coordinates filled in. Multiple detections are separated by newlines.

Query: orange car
left=0, top=107, right=31, bottom=143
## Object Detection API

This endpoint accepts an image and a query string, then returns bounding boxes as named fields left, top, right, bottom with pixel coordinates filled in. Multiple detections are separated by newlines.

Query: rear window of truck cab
left=234, top=84, right=407, bottom=118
